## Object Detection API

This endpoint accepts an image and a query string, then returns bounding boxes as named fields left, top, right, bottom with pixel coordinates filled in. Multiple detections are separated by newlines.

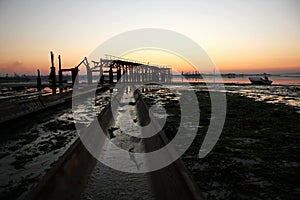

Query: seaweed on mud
left=182, top=92, right=300, bottom=199
left=9, top=132, right=39, bottom=147
left=0, top=173, right=40, bottom=200
left=11, top=152, right=41, bottom=169
left=141, top=87, right=300, bottom=199
left=37, top=133, right=70, bottom=153
left=44, top=120, right=76, bottom=131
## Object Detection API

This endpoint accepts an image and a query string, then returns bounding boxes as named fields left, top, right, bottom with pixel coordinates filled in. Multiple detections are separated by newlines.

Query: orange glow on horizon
left=1, top=56, right=299, bottom=76
left=0, top=49, right=299, bottom=75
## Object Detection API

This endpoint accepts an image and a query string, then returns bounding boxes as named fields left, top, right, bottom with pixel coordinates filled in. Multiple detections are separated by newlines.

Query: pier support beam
left=71, top=67, right=79, bottom=86
left=58, top=55, right=63, bottom=93
left=84, top=57, right=92, bottom=85
left=117, top=66, right=121, bottom=82
left=37, top=69, right=42, bottom=92
left=109, top=66, right=113, bottom=84
left=99, top=65, right=104, bottom=84
left=49, top=51, right=56, bottom=94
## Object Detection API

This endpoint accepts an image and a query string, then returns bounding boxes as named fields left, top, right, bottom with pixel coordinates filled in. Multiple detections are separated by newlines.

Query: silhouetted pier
left=88, top=55, right=172, bottom=84
left=46, top=52, right=172, bottom=94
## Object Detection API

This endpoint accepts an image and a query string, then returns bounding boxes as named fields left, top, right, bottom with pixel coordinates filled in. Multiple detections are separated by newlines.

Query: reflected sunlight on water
left=172, top=75, right=300, bottom=85
left=171, top=75, right=300, bottom=111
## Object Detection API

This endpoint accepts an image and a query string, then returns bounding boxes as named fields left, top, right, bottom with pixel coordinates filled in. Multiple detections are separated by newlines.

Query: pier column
left=161, top=70, right=165, bottom=82
left=153, top=69, right=156, bottom=82
left=145, top=68, right=148, bottom=82
left=85, top=57, right=92, bottom=85
left=49, top=51, right=56, bottom=94
left=109, top=66, right=113, bottom=84
left=129, top=66, right=133, bottom=82
left=100, top=65, right=104, bottom=84
left=37, top=69, right=42, bottom=92
left=58, top=55, right=63, bottom=93
left=137, top=68, right=140, bottom=82
left=149, top=68, right=151, bottom=82
left=126, top=66, right=129, bottom=82
left=132, top=67, right=136, bottom=82
left=87, top=69, right=92, bottom=85
left=71, top=67, right=79, bottom=86
left=141, top=67, right=145, bottom=82
left=122, top=66, right=126, bottom=82
left=117, top=65, right=121, bottom=82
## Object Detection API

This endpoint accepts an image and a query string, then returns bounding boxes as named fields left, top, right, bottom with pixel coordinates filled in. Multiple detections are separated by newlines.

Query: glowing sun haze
left=0, top=0, right=299, bottom=75
left=122, top=50, right=202, bottom=74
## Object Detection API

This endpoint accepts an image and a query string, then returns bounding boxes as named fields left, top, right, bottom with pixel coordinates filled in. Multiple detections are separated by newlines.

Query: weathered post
left=58, top=55, right=63, bottom=93
left=149, top=68, right=152, bottom=82
left=99, top=66, right=104, bottom=84
left=145, top=68, right=148, bottom=82
left=125, top=66, right=129, bottom=82
left=137, top=68, right=140, bottom=82
left=161, top=69, right=165, bottom=82
left=141, top=67, right=145, bottom=82
left=109, top=66, right=113, bottom=84
left=71, top=67, right=79, bottom=86
left=49, top=51, right=56, bottom=94
left=133, top=67, right=137, bottom=82
left=37, top=69, right=42, bottom=92
left=98, top=58, right=104, bottom=84
left=84, top=57, right=92, bottom=85
left=122, top=66, right=126, bottom=82
left=117, top=66, right=121, bottom=82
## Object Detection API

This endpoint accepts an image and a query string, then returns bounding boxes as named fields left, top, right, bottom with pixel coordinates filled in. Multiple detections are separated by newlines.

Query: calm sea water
left=173, top=75, right=300, bottom=85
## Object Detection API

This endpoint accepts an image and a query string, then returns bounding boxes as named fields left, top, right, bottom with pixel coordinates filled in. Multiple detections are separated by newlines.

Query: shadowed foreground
left=141, top=88, right=300, bottom=199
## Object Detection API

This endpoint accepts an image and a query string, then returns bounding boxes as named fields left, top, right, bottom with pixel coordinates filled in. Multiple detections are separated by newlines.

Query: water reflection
left=225, top=85, right=300, bottom=111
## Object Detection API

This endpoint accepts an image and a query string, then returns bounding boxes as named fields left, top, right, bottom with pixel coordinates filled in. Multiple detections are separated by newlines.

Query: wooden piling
left=37, top=69, right=42, bottom=92
left=58, top=55, right=63, bottom=93
left=49, top=51, right=56, bottom=94
left=109, top=66, right=113, bottom=84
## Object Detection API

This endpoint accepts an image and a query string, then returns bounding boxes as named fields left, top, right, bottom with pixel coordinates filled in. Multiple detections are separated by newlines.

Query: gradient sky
left=0, top=0, right=299, bottom=75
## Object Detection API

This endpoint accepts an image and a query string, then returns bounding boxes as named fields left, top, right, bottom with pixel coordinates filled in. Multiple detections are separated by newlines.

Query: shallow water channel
left=80, top=87, right=155, bottom=200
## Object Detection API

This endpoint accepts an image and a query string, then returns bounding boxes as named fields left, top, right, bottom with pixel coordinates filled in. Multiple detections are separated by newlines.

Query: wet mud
left=140, top=84, right=300, bottom=199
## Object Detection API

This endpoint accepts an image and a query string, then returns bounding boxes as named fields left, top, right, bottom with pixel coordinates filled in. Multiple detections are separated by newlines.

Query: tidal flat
left=0, top=91, right=111, bottom=200
left=140, top=86, right=300, bottom=199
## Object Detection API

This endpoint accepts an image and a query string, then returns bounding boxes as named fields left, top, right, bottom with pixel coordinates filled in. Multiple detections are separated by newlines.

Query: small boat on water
left=249, top=76, right=272, bottom=85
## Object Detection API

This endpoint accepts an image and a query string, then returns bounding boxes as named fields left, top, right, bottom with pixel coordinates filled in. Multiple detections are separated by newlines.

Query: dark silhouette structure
left=46, top=52, right=172, bottom=94
left=37, top=69, right=42, bottom=92
left=49, top=51, right=56, bottom=94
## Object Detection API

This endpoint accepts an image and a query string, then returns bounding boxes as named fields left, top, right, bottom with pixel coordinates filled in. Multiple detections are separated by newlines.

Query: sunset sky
left=0, top=0, right=299, bottom=75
